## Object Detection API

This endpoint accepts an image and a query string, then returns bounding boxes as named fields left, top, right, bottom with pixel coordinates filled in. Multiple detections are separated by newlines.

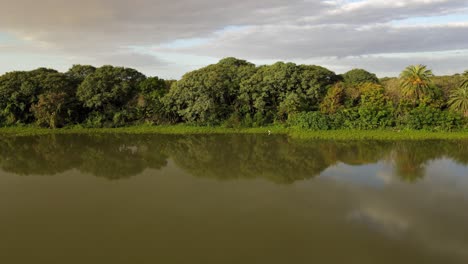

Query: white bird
left=268, top=130, right=271, bottom=135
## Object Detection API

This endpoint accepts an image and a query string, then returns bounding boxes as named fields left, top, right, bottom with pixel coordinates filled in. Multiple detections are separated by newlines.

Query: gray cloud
left=0, top=0, right=467, bottom=77
left=314, top=0, right=468, bottom=25
left=158, top=23, right=468, bottom=59
left=0, top=0, right=326, bottom=50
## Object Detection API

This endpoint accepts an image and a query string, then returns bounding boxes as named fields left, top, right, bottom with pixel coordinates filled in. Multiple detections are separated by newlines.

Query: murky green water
left=1, top=134, right=467, bottom=264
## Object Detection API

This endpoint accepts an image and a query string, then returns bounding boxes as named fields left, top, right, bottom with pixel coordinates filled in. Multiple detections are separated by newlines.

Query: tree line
left=0, top=57, right=467, bottom=130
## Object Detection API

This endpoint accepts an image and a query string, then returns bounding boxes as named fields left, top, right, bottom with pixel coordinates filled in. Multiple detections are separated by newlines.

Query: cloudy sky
left=1, top=0, right=468, bottom=78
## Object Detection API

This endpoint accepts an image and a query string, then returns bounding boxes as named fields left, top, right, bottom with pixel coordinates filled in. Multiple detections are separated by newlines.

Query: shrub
left=288, top=112, right=330, bottom=130
left=404, top=106, right=463, bottom=131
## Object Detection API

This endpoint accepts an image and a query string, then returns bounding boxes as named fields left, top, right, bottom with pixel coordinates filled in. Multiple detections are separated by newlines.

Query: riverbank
left=1, top=125, right=468, bottom=140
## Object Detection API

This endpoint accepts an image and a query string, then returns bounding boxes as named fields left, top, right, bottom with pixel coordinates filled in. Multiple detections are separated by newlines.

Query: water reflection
left=1, top=134, right=468, bottom=264
left=0, top=134, right=466, bottom=183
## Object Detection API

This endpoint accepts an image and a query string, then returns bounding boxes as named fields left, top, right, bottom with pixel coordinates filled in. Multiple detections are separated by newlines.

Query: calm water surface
left=0, top=134, right=467, bottom=264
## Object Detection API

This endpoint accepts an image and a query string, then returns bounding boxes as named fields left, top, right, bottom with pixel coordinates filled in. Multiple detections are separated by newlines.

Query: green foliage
left=448, top=71, right=468, bottom=117
left=320, top=82, right=345, bottom=114
left=355, top=83, right=395, bottom=129
left=31, top=92, right=70, bottom=128
left=239, top=62, right=339, bottom=122
left=288, top=112, right=330, bottom=130
left=404, top=106, right=463, bottom=131
left=399, top=65, right=435, bottom=103
left=135, top=76, right=169, bottom=123
left=0, top=69, right=78, bottom=126
left=163, top=57, right=256, bottom=125
left=0, top=71, right=37, bottom=125
left=76, top=65, right=146, bottom=127
left=342, top=69, right=379, bottom=85
left=0, top=59, right=466, bottom=132
left=223, top=112, right=242, bottom=128
left=461, top=70, right=468, bottom=89
left=66, top=65, right=96, bottom=83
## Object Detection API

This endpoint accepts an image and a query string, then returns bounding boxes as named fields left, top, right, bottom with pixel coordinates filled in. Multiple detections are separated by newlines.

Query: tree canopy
left=163, top=57, right=256, bottom=124
left=342, top=68, right=379, bottom=85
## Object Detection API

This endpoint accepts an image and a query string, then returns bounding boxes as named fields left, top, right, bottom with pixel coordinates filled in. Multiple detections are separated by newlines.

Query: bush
left=288, top=112, right=330, bottom=130
left=223, top=112, right=242, bottom=128
left=404, top=106, right=463, bottom=131
left=83, top=112, right=105, bottom=128
left=242, top=113, right=253, bottom=128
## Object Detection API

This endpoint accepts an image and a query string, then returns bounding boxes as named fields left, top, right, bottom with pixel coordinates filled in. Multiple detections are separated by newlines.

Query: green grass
left=288, top=129, right=468, bottom=140
left=0, top=125, right=467, bottom=140
left=0, top=125, right=287, bottom=137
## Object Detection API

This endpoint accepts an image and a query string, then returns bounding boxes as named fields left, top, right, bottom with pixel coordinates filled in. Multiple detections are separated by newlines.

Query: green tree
left=31, top=69, right=84, bottom=128
left=356, top=83, right=394, bottom=129
left=135, top=76, right=170, bottom=123
left=239, top=62, right=339, bottom=122
left=448, top=71, right=468, bottom=117
left=66, top=65, right=97, bottom=84
left=0, top=71, right=37, bottom=125
left=320, top=82, right=345, bottom=114
left=462, top=71, right=468, bottom=89
left=76, top=65, right=146, bottom=127
left=31, top=92, right=68, bottom=128
left=399, top=65, right=435, bottom=104
left=163, top=57, right=256, bottom=125
left=342, top=69, right=379, bottom=85
left=0, top=68, right=79, bottom=126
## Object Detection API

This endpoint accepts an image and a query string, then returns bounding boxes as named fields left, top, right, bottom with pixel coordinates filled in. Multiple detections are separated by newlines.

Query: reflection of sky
left=423, top=159, right=468, bottom=199
left=320, top=159, right=468, bottom=193
left=347, top=207, right=409, bottom=239
left=319, top=156, right=468, bottom=259
left=319, top=162, right=389, bottom=188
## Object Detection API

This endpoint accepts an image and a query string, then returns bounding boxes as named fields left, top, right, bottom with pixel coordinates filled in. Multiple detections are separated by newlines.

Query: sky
left=0, top=0, right=468, bottom=79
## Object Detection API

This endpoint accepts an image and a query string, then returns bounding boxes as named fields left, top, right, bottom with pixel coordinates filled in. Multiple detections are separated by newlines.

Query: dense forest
left=0, top=57, right=467, bottom=131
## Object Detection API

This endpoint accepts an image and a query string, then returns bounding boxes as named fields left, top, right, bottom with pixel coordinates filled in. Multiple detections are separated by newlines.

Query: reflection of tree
left=0, top=135, right=82, bottom=175
left=394, top=150, right=426, bottom=183
left=392, top=140, right=468, bottom=183
left=78, top=135, right=169, bottom=180
left=166, top=136, right=395, bottom=184
left=0, top=135, right=466, bottom=183
left=165, top=135, right=328, bottom=184
left=0, top=134, right=169, bottom=180
left=449, top=140, right=468, bottom=165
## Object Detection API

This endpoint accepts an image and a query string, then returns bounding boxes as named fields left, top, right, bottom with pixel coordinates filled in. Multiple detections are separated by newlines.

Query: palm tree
left=448, top=71, right=468, bottom=117
left=399, top=65, right=434, bottom=103
left=462, top=70, right=468, bottom=89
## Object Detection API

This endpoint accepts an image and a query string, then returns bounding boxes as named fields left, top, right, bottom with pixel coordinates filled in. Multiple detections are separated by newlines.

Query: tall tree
left=0, top=71, right=37, bottom=125
left=399, top=65, right=435, bottom=103
left=66, top=65, right=97, bottom=84
left=76, top=65, right=146, bottom=127
left=135, top=76, right=170, bottom=123
left=163, top=57, right=256, bottom=125
left=342, top=69, right=379, bottom=85
left=239, top=62, right=339, bottom=122
left=448, top=71, right=468, bottom=117
left=462, top=70, right=468, bottom=89
left=0, top=68, right=78, bottom=126
left=30, top=70, right=80, bottom=128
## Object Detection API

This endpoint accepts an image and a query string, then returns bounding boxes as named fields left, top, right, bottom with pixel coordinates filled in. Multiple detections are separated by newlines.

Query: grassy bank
left=0, top=125, right=467, bottom=140
left=0, top=125, right=287, bottom=137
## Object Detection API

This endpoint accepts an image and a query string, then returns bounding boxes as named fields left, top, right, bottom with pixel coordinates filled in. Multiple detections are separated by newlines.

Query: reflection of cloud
left=421, top=159, right=468, bottom=199
left=321, top=162, right=387, bottom=188
left=375, top=164, right=398, bottom=185
left=347, top=207, right=409, bottom=239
